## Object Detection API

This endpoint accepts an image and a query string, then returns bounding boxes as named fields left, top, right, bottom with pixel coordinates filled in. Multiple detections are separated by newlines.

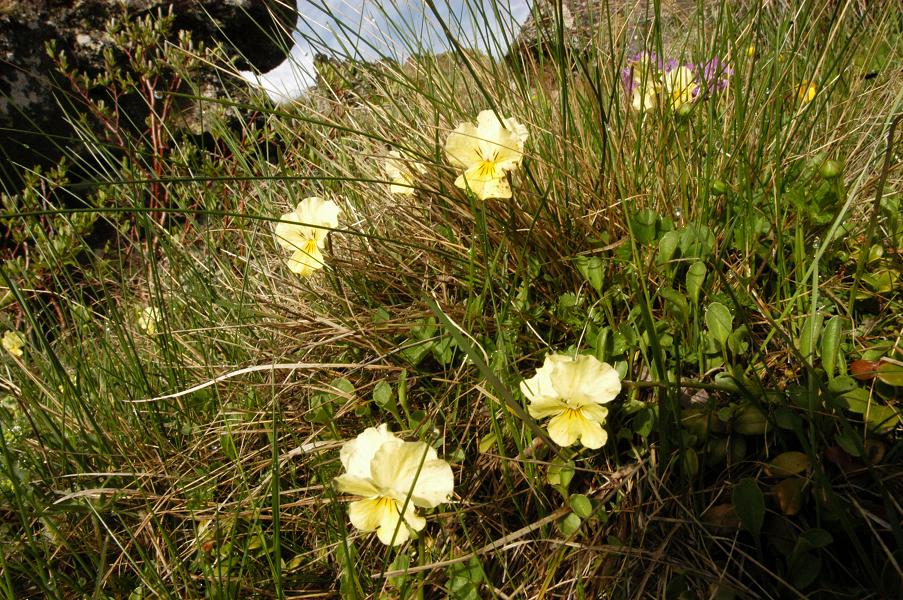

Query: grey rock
left=0, top=0, right=295, bottom=188
left=509, top=0, right=703, bottom=60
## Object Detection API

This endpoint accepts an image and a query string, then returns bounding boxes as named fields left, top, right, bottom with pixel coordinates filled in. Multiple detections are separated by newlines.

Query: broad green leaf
left=799, top=528, right=833, bottom=550
left=705, top=302, right=733, bottom=347
left=573, top=256, right=604, bottom=294
left=819, top=316, right=845, bottom=379
left=547, top=460, right=575, bottom=488
left=388, top=554, right=410, bottom=588
left=732, top=478, right=764, bottom=537
left=835, top=429, right=862, bottom=457
left=658, top=231, right=680, bottom=264
left=477, top=432, right=497, bottom=454
left=865, top=404, right=901, bottom=433
left=799, top=313, right=824, bottom=361
left=372, top=380, right=394, bottom=408
left=659, top=287, right=689, bottom=323
left=686, top=261, right=707, bottom=305
left=569, top=494, right=593, bottom=519
left=559, top=512, right=582, bottom=536
left=827, top=375, right=857, bottom=395
left=766, top=451, right=811, bottom=478
left=876, top=361, right=903, bottom=386
left=789, top=553, right=822, bottom=590
left=631, top=209, right=659, bottom=244
left=774, top=407, right=803, bottom=431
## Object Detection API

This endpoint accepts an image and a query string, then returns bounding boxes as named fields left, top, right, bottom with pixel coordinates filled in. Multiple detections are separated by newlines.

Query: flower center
left=562, top=407, right=584, bottom=419
left=477, top=160, right=498, bottom=178
left=303, top=238, right=318, bottom=255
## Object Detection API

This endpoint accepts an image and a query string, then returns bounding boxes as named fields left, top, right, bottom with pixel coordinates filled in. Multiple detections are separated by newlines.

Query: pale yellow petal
left=664, top=66, right=698, bottom=109
left=372, top=440, right=453, bottom=508
left=550, top=354, right=621, bottom=407
left=399, top=499, right=426, bottom=533
left=339, top=423, right=398, bottom=477
left=519, top=361, right=558, bottom=403
left=503, top=116, right=529, bottom=148
left=286, top=243, right=325, bottom=276
left=632, top=88, right=657, bottom=112
left=376, top=501, right=411, bottom=545
left=349, top=496, right=426, bottom=545
left=547, top=409, right=608, bottom=449
left=526, top=395, right=566, bottom=419
left=333, top=474, right=380, bottom=498
left=444, top=122, right=483, bottom=169
left=2, top=331, right=25, bottom=357
left=474, top=110, right=524, bottom=169
left=294, top=197, right=341, bottom=244
left=573, top=412, right=608, bottom=449
left=385, top=152, right=418, bottom=195
left=348, top=498, right=389, bottom=532
left=578, top=403, right=609, bottom=424
left=455, top=169, right=512, bottom=200
left=546, top=411, right=581, bottom=448
left=274, top=216, right=307, bottom=252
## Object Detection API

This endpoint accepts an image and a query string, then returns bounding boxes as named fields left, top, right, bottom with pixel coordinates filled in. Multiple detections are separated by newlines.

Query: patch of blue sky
left=241, top=0, right=532, bottom=103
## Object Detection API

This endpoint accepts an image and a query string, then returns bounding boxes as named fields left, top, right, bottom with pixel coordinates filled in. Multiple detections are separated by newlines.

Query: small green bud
left=820, top=159, right=843, bottom=179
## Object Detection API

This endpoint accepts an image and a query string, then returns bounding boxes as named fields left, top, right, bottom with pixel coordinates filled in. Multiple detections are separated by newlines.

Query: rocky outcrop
left=509, top=0, right=699, bottom=60
left=0, top=0, right=295, bottom=188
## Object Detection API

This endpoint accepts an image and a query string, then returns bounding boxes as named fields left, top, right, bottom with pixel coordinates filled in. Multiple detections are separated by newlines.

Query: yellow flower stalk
left=2, top=331, right=25, bottom=357
left=663, top=65, right=699, bottom=112
left=274, top=197, right=341, bottom=276
left=334, top=424, right=454, bottom=546
left=384, top=150, right=426, bottom=195
left=444, top=110, right=527, bottom=200
left=520, top=353, right=622, bottom=449
left=797, top=81, right=817, bottom=104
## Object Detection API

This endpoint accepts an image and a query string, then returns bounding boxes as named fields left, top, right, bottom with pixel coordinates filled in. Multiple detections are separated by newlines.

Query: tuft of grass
left=0, top=0, right=901, bottom=597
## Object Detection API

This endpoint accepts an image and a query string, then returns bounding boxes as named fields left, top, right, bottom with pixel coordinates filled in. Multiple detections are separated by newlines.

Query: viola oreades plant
left=384, top=150, right=427, bottom=195
left=274, top=196, right=341, bottom=276
left=663, top=65, right=700, bottom=113
left=521, top=354, right=623, bottom=449
left=622, top=52, right=661, bottom=111
left=334, top=424, right=454, bottom=546
left=2, top=330, right=25, bottom=358
left=137, top=306, right=161, bottom=335
left=444, top=109, right=528, bottom=200
left=622, top=52, right=732, bottom=113
left=798, top=80, right=818, bottom=103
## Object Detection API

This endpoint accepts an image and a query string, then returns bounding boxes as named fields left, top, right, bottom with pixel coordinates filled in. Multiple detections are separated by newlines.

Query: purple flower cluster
left=695, top=57, right=733, bottom=93
left=621, top=51, right=661, bottom=95
left=621, top=51, right=732, bottom=102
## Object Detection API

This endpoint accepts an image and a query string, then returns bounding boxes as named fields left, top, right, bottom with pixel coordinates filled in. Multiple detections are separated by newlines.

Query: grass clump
left=0, top=1, right=901, bottom=597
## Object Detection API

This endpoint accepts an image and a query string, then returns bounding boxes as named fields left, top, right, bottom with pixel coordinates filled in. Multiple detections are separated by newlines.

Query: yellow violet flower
left=798, top=81, right=817, bottom=104
left=334, top=424, right=454, bottom=546
left=663, top=65, right=699, bottom=112
left=384, top=150, right=426, bottom=195
left=520, top=353, right=622, bottom=449
left=2, top=331, right=25, bottom=357
left=632, top=87, right=658, bottom=112
left=625, top=53, right=661, bottom=112
left=274, top=197, right=341, bottom=276
left=444, top=109, right=528, bottom=200
left=137, top=306, right=161, bottom=335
